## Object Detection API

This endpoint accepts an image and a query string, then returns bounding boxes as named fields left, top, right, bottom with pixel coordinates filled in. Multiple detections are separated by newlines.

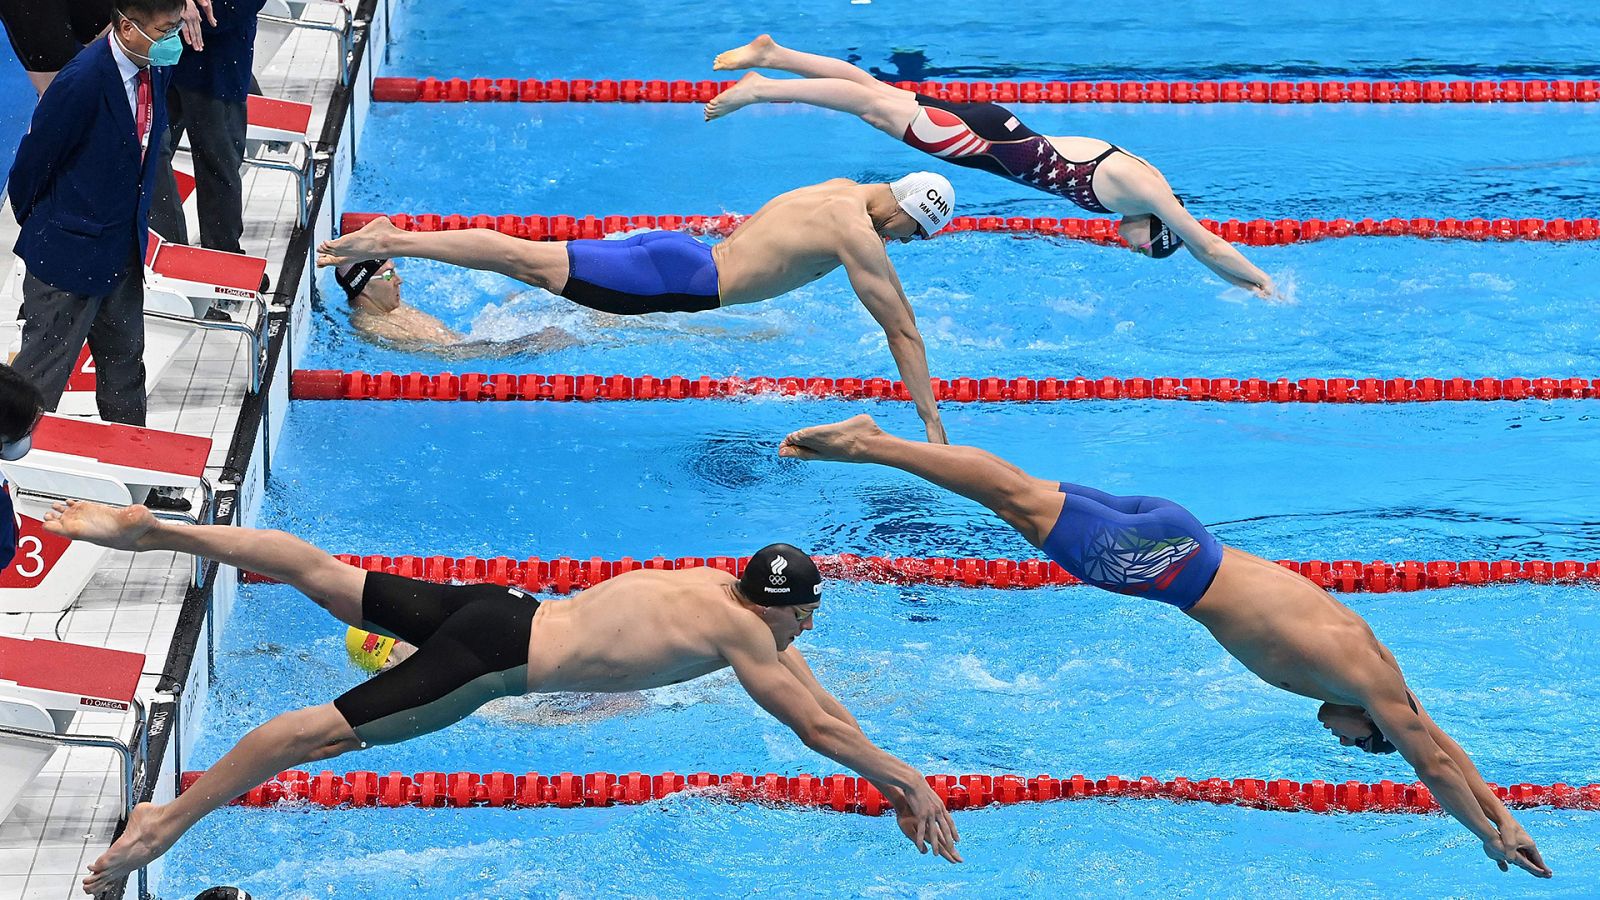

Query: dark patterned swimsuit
left=901, top=94, right=1119, bottom=214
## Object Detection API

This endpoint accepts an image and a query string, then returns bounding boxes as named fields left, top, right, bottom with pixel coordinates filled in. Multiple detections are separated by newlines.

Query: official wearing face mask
left=5, top=0, right=186, bottom=435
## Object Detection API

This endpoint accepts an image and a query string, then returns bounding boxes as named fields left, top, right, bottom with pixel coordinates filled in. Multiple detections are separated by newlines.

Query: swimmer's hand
left=924, top=417, right=949, bottom=445
left=317, top=216, right=401, bottom=268
left=895, top=783, right=963, bottom=863
left=1485, top=822, right=1552, bottom=878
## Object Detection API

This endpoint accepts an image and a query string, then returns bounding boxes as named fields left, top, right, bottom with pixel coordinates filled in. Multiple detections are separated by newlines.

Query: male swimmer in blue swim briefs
left=780, top=415, right=1552, bottom=879
left=705, top=36, right=1273, bottom=297
left=319, top=173, right=958, bottom=443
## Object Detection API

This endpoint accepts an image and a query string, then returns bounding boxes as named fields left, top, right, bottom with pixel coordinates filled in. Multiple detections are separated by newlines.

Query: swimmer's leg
left=705, top=71, right=918, bottom=135
left=716, top=35, right=894, bottom=91
left=44, top=500, right=367, bottom=627
left=780, top=415, right=1065, bottom=546
left=318, top=216, right=571, bottom=295
left=84, top=703, right=361, bottom=893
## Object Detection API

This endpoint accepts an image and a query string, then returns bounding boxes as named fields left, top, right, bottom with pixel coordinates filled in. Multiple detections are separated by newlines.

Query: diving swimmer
left=707, top=36, right=1273, bottom=296
left=47, top=500, right=961, bottom=893
left=779, top=415, right=1551, bottom=879
left=317, top=173, right=958, bottom=442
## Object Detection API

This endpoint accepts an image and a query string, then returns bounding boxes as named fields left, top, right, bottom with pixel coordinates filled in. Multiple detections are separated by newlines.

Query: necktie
left=135, top=68, right=152, bottom=159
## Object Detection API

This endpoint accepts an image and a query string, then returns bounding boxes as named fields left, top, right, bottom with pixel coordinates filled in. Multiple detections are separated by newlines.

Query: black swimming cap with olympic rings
left=739, top=543, right=822, bottom=606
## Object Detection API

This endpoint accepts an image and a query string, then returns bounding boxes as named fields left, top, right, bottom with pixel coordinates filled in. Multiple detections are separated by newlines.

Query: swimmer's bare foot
left=713, top=34, right=778, bottom=71
left=82, top=803, right=177, bottom=894
left=317, top=216, right=401, bottom=268
left=43, top=500, right=161, bottom=552
left=779, top=414, right=885, bottom=462
left=704, top=72, right=769, bottom=121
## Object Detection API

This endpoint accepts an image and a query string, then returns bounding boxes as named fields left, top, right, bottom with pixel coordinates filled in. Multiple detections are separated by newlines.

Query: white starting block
left=244, top=94, right=316, bottom=228
left=256, top=0, right=355, bottom=87
left=1, top=232, right=266, bottom=417
left=0, top=635, right=147, bottom=826
left=0, top=415, right=214, bottom=613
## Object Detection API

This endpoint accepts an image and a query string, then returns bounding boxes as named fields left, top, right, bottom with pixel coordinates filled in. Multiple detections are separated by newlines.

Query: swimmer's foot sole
left=704, top=72, right=769, bottom=121
left=713, top=34, right=778, bottom=71
left=82, top=802, right=177, bottom=894
left=42, top=500, right=162, bottom=552
left=779, top=414, right=886, bottom=462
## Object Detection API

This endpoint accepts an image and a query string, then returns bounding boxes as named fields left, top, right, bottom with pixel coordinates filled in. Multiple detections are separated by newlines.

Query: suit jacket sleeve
left=7, top=72, right=98, bottom=226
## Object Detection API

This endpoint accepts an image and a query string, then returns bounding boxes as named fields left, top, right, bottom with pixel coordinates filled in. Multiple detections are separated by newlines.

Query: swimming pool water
left=160, top=1, right=1600, bottom=896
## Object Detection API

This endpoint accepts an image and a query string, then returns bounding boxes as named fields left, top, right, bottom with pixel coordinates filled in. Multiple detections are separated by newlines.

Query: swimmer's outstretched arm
left=317, top=216, right=570, bottom=294
left=1345, top=674, right=1551, bottom=877
left=43, top=500, right=368, bottom=628
left=836, top=221, right=948, bottom=444
left=1140, top=191, right=1274, bottom=296
left=727, top=637, right=961, bottom=862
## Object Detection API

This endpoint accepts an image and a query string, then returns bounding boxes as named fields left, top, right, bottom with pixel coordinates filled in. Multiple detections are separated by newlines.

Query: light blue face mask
left=125, top=16, right=184, bottom=67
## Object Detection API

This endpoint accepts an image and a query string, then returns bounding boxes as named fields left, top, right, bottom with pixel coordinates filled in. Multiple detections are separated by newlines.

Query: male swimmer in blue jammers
left=47, top=501, right=961, bottom=892
left=780, top=415, right=1553, bottom=879
left=318, top=173, right=957, bottom=443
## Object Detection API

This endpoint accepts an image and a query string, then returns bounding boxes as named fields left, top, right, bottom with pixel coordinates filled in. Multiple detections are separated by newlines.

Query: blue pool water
left=163, top=1, right=1600, bottom=896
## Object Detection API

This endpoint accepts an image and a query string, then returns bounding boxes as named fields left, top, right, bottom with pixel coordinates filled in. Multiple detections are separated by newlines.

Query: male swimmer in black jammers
left=48, top=501, right=962, bottom=891
left=780, top=415, right=1552, bottom=879
left=319, top=172, right=957, bottom=443
left=706, top=35, right=1275, bottom=297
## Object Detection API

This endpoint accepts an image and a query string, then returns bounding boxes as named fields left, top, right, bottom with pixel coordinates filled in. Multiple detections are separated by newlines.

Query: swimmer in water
left=334, top=258, right=577, bottom=357
left=706, top=36, right=1274, bottom=297
left=48, top=500, right=961, bottom=891
left=318, top=172, right=959, bottom=443
left=780, top=415, right=1551, bottom=879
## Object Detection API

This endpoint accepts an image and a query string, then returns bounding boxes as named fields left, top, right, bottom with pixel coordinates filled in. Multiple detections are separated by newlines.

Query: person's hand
left=923, top=417, right=948, bottom=445
left=893, top=783, right=962, bottom=863
left=1483, top=822, right=1552, bottom=878
left=179, top=0, right=216, bottom=50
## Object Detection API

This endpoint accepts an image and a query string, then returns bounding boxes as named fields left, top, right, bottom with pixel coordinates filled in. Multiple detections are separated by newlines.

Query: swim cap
left=1146, top=196, right=1186, bottom=259
left=739, top=543, right=823, bottom=606
left=335, top=258, right=388, bottom=301
left=193, top=889, right=253, bottom=900
left=345, top=627, right=395, bottom=673
left=889, top=171, right=956, bottom=238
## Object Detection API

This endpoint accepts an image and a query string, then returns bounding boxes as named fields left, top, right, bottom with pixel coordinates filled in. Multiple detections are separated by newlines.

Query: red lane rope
left=239, top=553, right=1600, bottom=594
left=187, top=769, right=1600, bottom=815
left=373, top=76, right=1600, bottom=105
left=291, top=370, right=1600, bottom=404
left=340, top=211, right=1600, bottom=245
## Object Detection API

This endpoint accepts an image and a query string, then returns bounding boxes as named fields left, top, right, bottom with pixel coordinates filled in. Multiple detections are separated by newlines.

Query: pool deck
left=0, top=6, right=359, bottom=898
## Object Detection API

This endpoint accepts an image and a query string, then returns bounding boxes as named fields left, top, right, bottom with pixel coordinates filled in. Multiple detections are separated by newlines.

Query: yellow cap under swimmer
left=345, top=627, right=395, bottom=673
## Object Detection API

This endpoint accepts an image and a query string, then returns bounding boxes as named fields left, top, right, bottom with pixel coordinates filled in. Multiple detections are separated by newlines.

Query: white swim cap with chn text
left=890, top=171, right=956, bottom=238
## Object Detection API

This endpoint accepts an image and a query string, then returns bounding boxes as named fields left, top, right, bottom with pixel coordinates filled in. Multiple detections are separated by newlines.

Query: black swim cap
left=335, top=258, right=388, bottom=301
left=193, top=889, right=252, bottom=900
left=739, top=543, right=822, bottom=607
left=1146, top=196, right=1186, bottom=259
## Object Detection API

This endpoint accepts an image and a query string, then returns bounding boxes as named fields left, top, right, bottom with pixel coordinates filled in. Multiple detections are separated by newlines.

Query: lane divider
left=291, top=371, right=1600, bottom=403
left=239, top=553, right=1600, bottom=594
left=372, top=76, right=1600, bottom=105
left=340, top=211, right=1600, bottom=245
left=187, top=769, right=1600, bottom=815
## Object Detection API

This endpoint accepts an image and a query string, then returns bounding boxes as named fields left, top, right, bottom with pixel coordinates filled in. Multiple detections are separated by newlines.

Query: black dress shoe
left=145, top=487, right=192, bottom=513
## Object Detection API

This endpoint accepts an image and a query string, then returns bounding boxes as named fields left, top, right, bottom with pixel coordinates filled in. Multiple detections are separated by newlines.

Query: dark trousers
left=13, top=258, right=147, bottom=426
left=150, top=86, right=247, bottom=253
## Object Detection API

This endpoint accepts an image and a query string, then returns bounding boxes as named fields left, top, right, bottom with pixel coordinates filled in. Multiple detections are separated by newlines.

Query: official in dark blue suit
left=150, top=0, right=266, bottom=256
left=6, top=0, right=187, bottom=426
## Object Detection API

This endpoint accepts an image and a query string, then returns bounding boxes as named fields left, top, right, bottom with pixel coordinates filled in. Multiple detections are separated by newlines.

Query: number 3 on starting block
left=0, top=515, right=72, bottom=588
